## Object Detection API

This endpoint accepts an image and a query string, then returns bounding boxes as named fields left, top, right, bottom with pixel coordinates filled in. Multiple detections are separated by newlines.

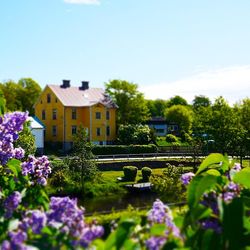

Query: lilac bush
left=0, top=111, right=28, bottom=165
left=0, top=112, right=103, bottom=249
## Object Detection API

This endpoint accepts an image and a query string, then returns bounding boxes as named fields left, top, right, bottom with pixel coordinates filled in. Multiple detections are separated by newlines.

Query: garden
left=1, top=111, right=250, bottom=249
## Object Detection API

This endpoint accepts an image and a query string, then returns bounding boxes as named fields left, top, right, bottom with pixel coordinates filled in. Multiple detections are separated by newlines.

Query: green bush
left=141, top=167, right=152, bottom=182
left=123, top=166, right=138, bottom=181
left=165, top=134, right=178, bottom=143
left=92, top=144, right=157, bottom=155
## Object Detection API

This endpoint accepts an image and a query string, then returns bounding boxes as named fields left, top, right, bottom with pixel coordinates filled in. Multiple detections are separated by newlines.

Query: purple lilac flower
left=147, top=199, right=181, bottom=240
left=221, top=182, right=241, bottom=203
left=0, top=112, right=28, bottom=165
left=146, top=236, right=166, bottom=250
left=47, top=196, right=103, bottom=247
left=20, top=210, right=47, bottom=234
left=9, top=230, right=27, bottom=245
left=3, top=191, right=22, bottom=218
left=201, top=191, right=219, bottom=215
left=180, top=172, right=195, bottom=185
left=201, top=218, right=222, bottom=234
left=21, top=155, right=51, bottom=186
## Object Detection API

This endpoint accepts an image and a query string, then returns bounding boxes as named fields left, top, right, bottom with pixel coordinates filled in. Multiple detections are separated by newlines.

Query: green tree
left=18, top=78, right=42, bottom=115
left=14, top=122, right=36, bottom=159
left=0, top=88, right=6, bottom=115
left=67, top=126, right=98, bottom=193
left=192, top=95, right=211, bottom=109
left=167, top=95, right=188, bottom=107
left=117, top=124, right=152, bottom=145
left=105, top=80, right=150, bottom=125
left=0, top=78, right=41, bottom=114
left=146, top=99, right=168, bottom=118
left=208, top=97, right=239, bottom=154
left=165, top=105, right=193, bottom=140
left=0, top=80, right=23, bottom=111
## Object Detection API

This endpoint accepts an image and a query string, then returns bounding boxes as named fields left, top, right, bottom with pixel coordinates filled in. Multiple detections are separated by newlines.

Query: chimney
left=79, top=81, right=89, bottom=90
left=60, top=80, right=70, bottom=88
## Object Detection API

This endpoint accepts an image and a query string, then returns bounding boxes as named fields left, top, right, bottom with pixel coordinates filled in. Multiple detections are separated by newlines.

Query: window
left=52, top=126, right=57, bottom=137
left=42, top=110, right=46, bottom=120
left=106, top=126, right=110, bottom=136
left=95, top=112, right=101, bottom=119
left=52, top=109, right=57, bottom=120
left=72, top=125, right=77, bottom=135
left=72, top=108, right=77, bottom=120
left=40, top=100, right=43, bottom=104
left=47, top=94, right=51, bottom=103
left=156, top=129, right=165, bottom=133
left=55, top=98, right=58, bottom=103
left=96, top=127, right=101, bottom=136
left=106, top=110, right=110, bottom=120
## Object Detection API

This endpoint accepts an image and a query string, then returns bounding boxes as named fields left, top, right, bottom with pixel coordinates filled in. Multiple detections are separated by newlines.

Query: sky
left=1, top=0, right=250, bottom=104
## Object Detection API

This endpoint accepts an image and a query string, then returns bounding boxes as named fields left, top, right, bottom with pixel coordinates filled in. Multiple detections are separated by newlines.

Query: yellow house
left=34, top=80, right=117, bottom=151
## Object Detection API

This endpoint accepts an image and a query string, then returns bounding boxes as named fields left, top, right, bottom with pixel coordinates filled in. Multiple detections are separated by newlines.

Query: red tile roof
left=48, top=85, right=117, bottom=108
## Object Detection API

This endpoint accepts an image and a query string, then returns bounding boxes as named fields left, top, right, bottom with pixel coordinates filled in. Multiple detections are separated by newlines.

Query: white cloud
left=140, top=65, right=250, bottom=105
left=64, top=0, right=100, bottom=5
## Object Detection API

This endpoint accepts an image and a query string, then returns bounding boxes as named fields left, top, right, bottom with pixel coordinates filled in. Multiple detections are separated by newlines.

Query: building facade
left=34, top=80, right=117, bottom=151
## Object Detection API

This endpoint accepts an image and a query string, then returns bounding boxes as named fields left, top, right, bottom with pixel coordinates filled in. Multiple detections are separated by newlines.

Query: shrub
left=141, top=167, right=152, bottom=182
left=123, top=166, right=138, bottom=181
left=165, top=134, right=178, bottom=143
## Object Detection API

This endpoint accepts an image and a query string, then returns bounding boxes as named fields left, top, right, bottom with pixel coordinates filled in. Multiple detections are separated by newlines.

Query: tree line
left=105, top=79, right=250, bottom=157
left=0, top=78, right=42, bottom=115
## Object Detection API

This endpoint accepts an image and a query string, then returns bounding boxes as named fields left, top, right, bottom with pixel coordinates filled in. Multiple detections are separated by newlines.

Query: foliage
left=182, top=153, right=250, bottom=249
left=14, top=121, right=36, bottom=159
left=146, top=99, right=168, bottom=118
left=141, top=167, right=152, bottom=182
left=167, top=95, right=188, bottom=107
left=166, top=134, right=178, bottom=143
left=0, top=112, right=104, bottom=249
left=66, top=126, right=98, bottom=193
left=105, top=79, right=150, bottom=125
left=92, top=144, right=158, bottom=155
left=192, top=95, right=211, bottom=109
left=165, top=104, right=193, bottom=140
left=0, top=88, right=6, bottom=115
left=151, top=164, right=186, bottom=203
left=0, top=78, right=41, bottom=115
left=123, top=166, right=138, bottom=181
left=117, top=124, right=152, bottom=145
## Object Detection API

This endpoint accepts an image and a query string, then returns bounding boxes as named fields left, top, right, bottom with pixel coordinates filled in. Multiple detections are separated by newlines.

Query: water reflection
left=80, top=191, right=159, bottom=214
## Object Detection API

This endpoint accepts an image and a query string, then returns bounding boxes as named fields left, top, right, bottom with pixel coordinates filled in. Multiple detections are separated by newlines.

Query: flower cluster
left=3, top=191, right=22, bottom=218
left=180, top=172, right=195, bottom=185
left=146, top=199, right=182, bottom=249
left=1, top=197, right=104, bottom=249
left=0, top=111, right=28, bottom=165
left=48, top=197, right=104, bottom=248
left=21, top=155, right=51, bottom=185
left=198, top=162, right=242, bottom=234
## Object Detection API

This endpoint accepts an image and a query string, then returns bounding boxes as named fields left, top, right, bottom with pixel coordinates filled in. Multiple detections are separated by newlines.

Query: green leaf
left=206, top=169, right=221, bottom=176
left=7, top=159, right=21, bottom=176
left=222, top=198, right=244, bottom=250
left=187, top=175, right=218, bottom=208
left=233, top=168, right=250, bottom=189
left=196, top=154, right=225, bottom=175
left=150, top=224, right=166, bottom=236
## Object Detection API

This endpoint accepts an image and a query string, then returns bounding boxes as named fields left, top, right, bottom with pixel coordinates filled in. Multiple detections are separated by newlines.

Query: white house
left=27, top=117, right=45, bottom=155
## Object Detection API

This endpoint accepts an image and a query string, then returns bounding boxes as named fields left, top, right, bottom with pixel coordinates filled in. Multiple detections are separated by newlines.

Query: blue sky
left=1, top=0, right=250, bottom=104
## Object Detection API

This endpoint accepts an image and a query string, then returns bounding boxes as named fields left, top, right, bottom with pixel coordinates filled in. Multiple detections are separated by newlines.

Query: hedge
left=123, top=166, right=138, bottom=181
left=92, top=144, right=157, bottom=155
left=141, top=167, right=152, bottom=182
